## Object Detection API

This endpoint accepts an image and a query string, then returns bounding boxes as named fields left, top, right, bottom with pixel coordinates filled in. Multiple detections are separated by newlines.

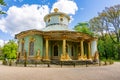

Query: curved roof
left=15, top=8, right=97, bottom=41
left=42, top=24, right=74, bottom=31
left=15, top=29, right=96, bottom=41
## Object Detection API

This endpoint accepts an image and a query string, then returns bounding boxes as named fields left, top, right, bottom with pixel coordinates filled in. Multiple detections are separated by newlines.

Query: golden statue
left=78, top=53, right=82, bottom=60
left=24, top=50, right=27, bottom=60
left=83, top=54, right=87, bottom=60
left=94, top=51, right=99, bottom=62
left=60, top=54, right=65, bottom=61
left=35, top=49, right=41, bottom=60
left=16, top=52, right=20, bottom=60
left=78, top=53, right=87, bottom=60
left=60, top=53, right=71, bottom=61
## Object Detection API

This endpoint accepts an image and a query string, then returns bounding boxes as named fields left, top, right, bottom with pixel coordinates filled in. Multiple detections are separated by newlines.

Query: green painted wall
left=18, top=35, right=43, bottom=57
left=24, top=36, right=29, bottom=56
left=34, top=35, right=43, bottom=57
left=18, top=39, right=21, bottom=52
left=18, top=36, right=89, bottom=60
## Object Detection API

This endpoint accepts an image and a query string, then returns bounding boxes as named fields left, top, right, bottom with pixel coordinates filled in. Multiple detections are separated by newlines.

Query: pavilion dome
left=42, top=8, right=74, bottom=31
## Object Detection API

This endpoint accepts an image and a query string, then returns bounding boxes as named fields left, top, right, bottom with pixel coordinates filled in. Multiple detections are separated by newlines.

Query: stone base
left=42, top=57, right=50, bottom=61
left=35, top=56, right=42, bottom=60
left=87, top=58, right=93, bottom=61
left=78, top=57, right=85, bottom=60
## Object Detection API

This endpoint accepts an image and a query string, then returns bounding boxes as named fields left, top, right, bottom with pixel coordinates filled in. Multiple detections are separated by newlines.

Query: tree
left=2, top=40, right=18, bottom=59
left=89, top=16, right=106, bottom=36
left=0, top=46, right=3, bottom=59
left=74, top=22, right=94, bottom=36
left=0, top=0, right=6, bottom=14
left=98, top=34, right=118, bottom=60
left=89, top=4, right=120, bottom=59
left=89, top=4, right=120, bottom=42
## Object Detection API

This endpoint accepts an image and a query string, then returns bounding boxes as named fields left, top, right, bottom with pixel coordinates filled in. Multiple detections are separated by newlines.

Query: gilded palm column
left=63, top=39, right=66, bottom=55
left=60, top=36, right=71, bottom=61
left=45, top=38, right=49, bottom=60
left=80, top=39, right=84, bottom=58
left=60, top=38, right=66, bottom=61
left=78, top=39, right=85, bottom=60
left=88, top=41, right=91, bottom=59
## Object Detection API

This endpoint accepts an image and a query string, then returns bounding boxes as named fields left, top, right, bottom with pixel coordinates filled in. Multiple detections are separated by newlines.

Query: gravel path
left=0, top=62, right=120, bottom=80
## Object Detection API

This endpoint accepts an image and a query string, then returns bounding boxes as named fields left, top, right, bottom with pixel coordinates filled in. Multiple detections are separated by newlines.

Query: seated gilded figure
left=24, top=50, right=27, bottom=60
left=35, top=49, right=41, bottom=60
left=78, top=53, right=82, bottom=60
left=78, top=53, right=87, bottom=60
left=83, top=54, right=87, bottom=60
left=60, top=53, right=71, bottom=61
left=93, top=51, right=99, bottom=62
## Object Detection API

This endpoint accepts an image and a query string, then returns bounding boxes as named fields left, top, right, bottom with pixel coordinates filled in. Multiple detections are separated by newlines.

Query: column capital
left=78, top=37, right=85, bottom=41
left=88, top=41, right=91, bottom=43
left=21, top=39, right=24, bottom=43
left=44, top=36, right=51, bottom=39
left=80, top=39, right=84, bottom=42
left=62, top=35, right=67, bottom=39
left=92, top=38, right=98, bottom=41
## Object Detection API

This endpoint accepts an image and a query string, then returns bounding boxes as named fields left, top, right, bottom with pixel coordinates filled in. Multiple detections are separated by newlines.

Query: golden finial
left=54, top=8, right=59, bottom=13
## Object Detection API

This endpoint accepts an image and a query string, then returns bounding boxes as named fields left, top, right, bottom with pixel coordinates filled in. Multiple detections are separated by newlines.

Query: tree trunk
left=118, top=47, right=120, bottom=60
left=104, top=50, right=108, bottom=59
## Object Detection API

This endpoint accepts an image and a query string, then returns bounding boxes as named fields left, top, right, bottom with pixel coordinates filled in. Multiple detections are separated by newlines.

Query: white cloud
left=0, top=39, right=4, bottom=47
left=0, top=39, right=9, bottom=47
left=0, top=0, right=78, bottom=37
left=0, top=4, right=49, bottom=35
left=0, top=18, right=7, bottom=32
left=51, top=0, right=78, bottom=15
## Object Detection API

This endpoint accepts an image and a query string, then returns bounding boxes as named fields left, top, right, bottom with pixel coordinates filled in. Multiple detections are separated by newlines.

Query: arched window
left=48, top=18, right=50, bottom=23
left=60, top=17, right=63, bottom=22
left=66, top=45, right=68, bottom=53
left=71, top=46, right=74, bottom=56
left=78, top=46, right=81, bottom=55
left=54, top=45, right=58, bottom=56
left=29, top=41, right=34, bottom=56
left=21, top=39, right=24, bottom=56
left=60, top=15, right=64, bottom=22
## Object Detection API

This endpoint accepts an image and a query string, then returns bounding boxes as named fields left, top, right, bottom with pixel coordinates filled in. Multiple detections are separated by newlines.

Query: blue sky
left=0, top=0, right=120, bottom=46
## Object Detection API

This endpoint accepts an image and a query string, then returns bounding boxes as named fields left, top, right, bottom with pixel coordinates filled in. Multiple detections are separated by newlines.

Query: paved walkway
left=0, top=62, right=120, bottom=80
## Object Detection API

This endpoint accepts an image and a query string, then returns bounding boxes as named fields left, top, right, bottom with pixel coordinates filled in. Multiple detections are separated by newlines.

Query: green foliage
left=97, top=39, right=104, bottom=58
left=0, top=11, right=6, bottom=14
left=74, top=22, right=94, bottom=36
left=0, top=0, right=6, bottom=14
left=0, top=0, right=6, bottom=6
left=89, top=4, right=120, bottom=60
left=102, top=59, right=114, bottom=65
left=0, top=47, right=3, bottom=60
left=108, top=59, right=114, bottom=64
left=98, top=34, right=118, bottom=60
left=2, top=40, right=18, bottom=59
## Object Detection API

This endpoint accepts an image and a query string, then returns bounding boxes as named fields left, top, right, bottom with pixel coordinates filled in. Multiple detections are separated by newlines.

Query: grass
left=114, top=60, right=120, bottom=62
